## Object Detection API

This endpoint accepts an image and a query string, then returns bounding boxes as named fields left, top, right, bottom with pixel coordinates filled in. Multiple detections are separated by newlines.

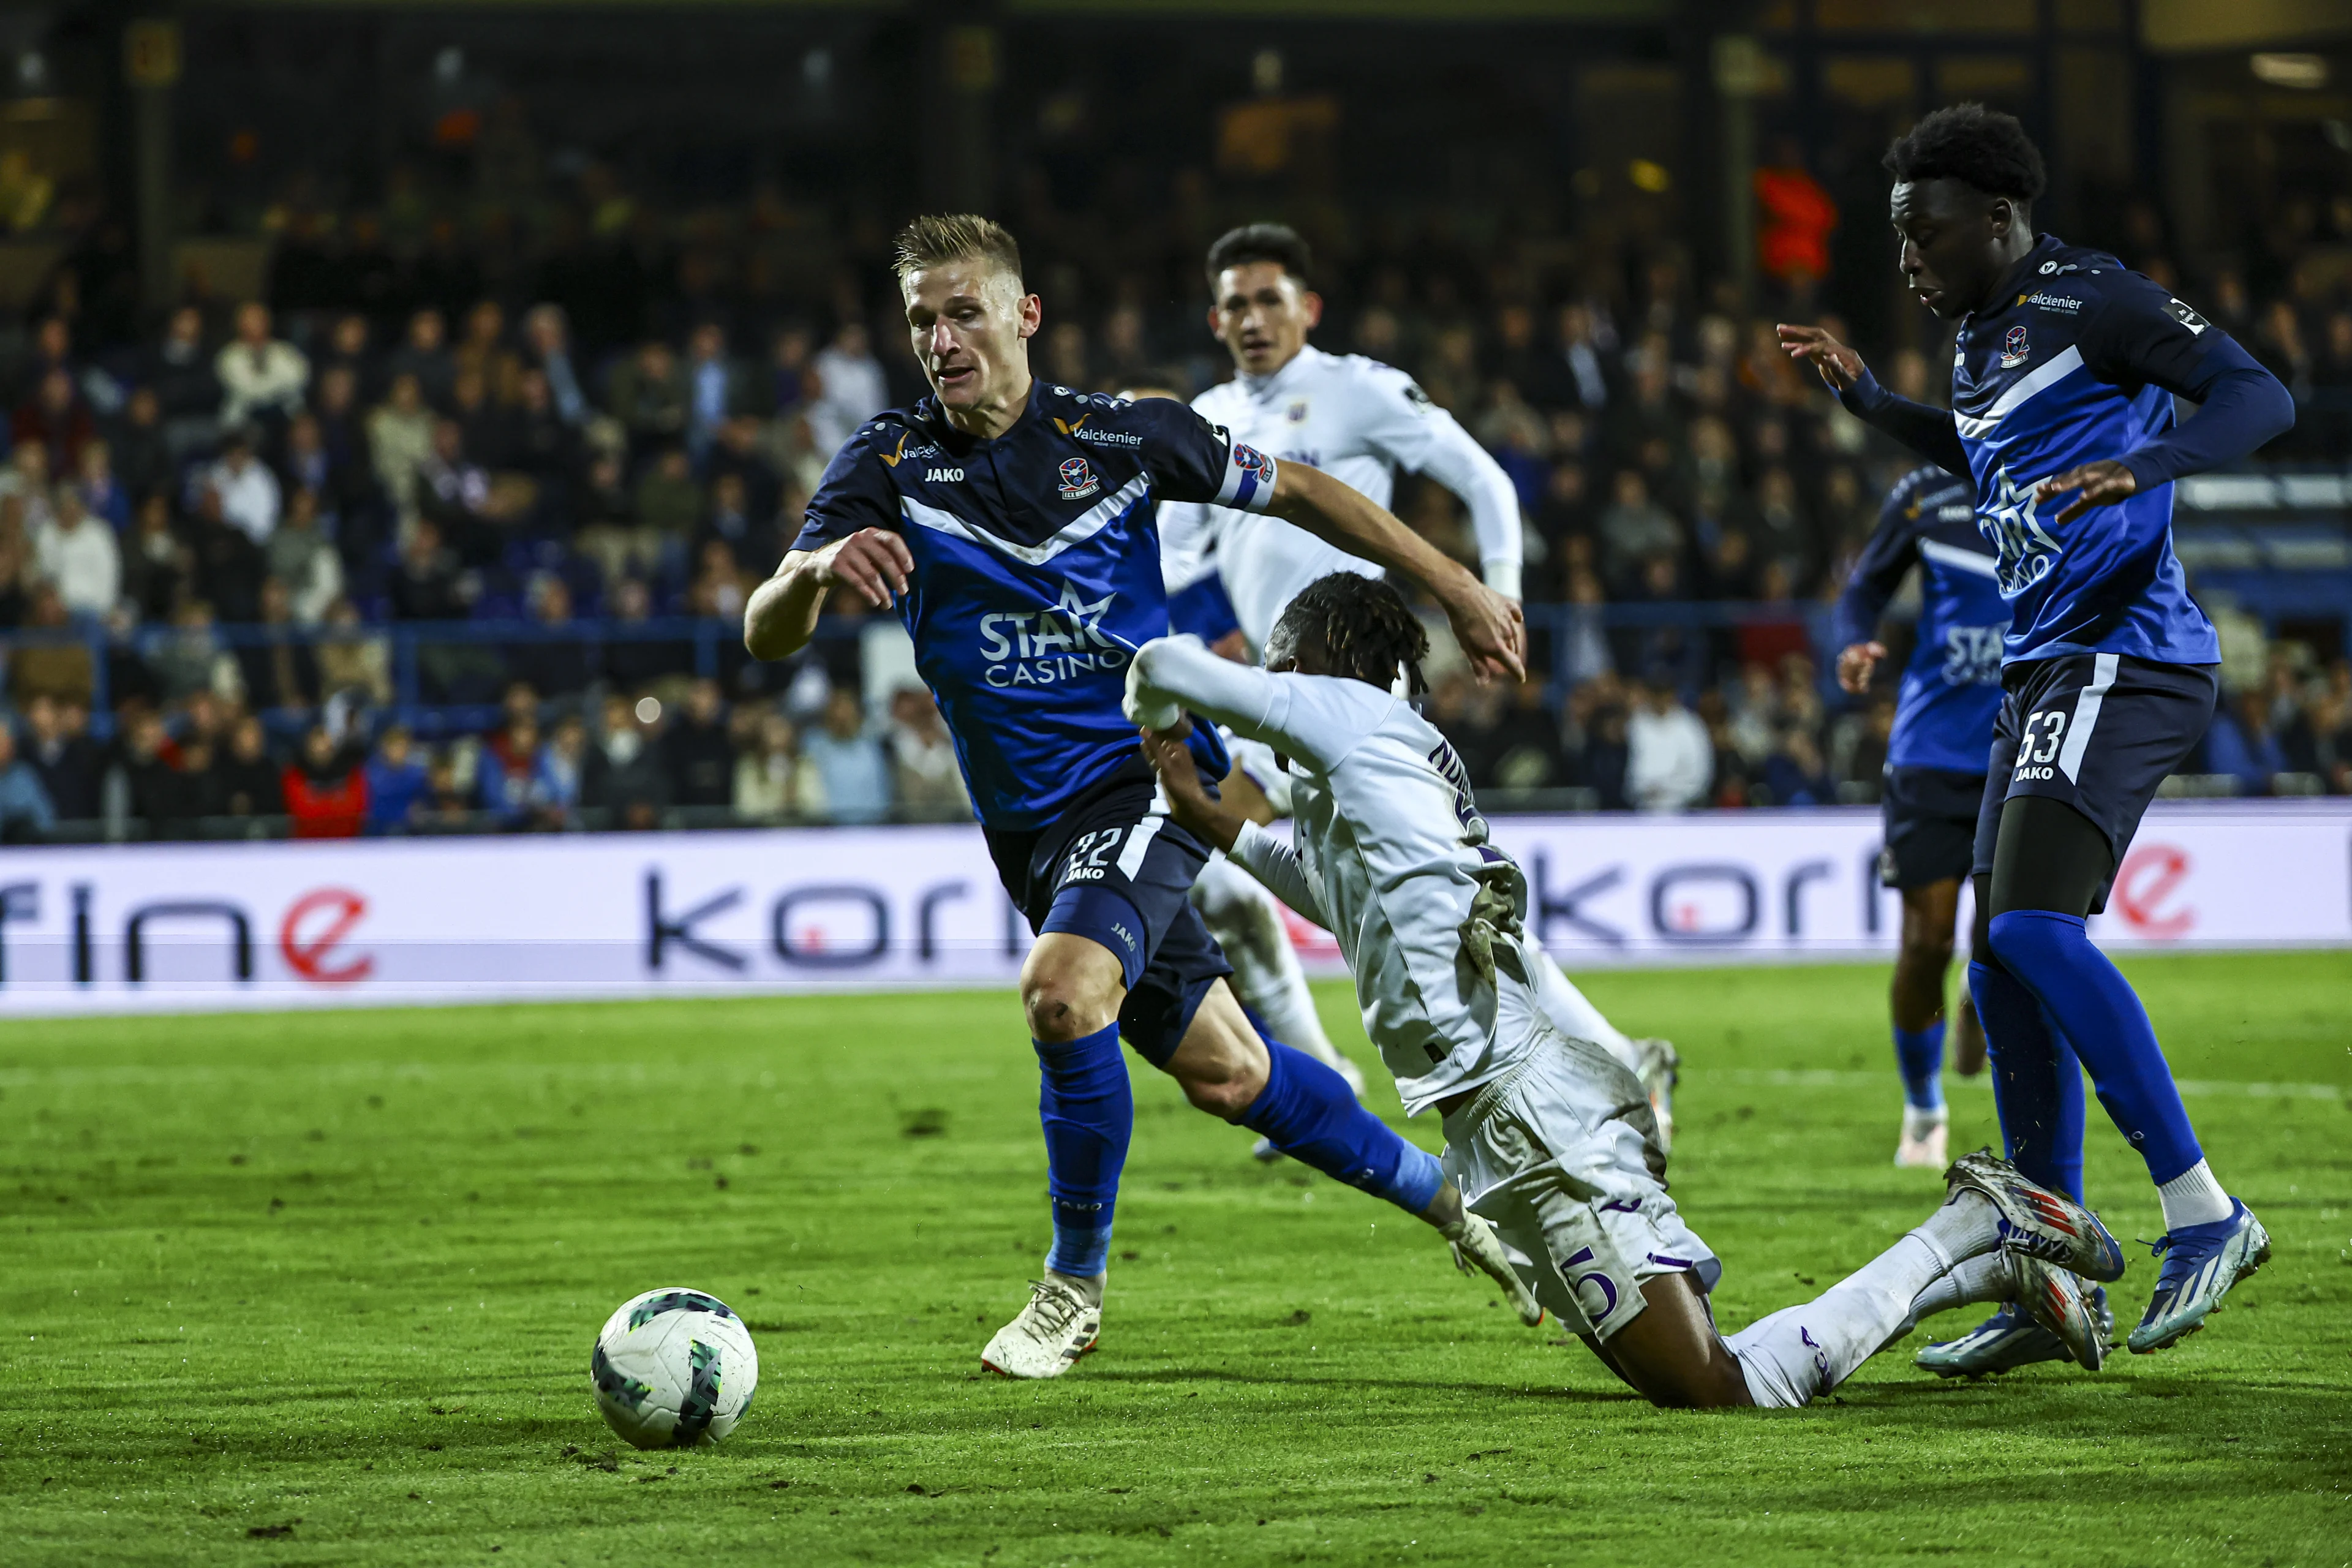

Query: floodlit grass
left=3, top=951, right=2348, bottom=1565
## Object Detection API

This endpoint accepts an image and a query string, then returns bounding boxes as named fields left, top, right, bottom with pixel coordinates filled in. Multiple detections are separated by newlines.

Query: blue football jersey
left=1836, top=467, right=2008, bottom=775
left=1950, top=234, right=2227, bottom=666
left=792, top=382, right=1275, bottom=831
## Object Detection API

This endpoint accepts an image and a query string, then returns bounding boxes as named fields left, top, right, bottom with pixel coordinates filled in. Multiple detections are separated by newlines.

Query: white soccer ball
left=590, top=1287, right=759, bottom=1449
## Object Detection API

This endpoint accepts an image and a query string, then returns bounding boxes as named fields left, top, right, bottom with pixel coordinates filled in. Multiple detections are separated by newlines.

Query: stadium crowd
left=1, top=172, right=2349, bottom=839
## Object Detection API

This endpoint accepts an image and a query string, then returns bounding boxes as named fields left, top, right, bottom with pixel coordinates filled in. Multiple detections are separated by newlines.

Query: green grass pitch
left=4, top=951, right=2348, bottom=1565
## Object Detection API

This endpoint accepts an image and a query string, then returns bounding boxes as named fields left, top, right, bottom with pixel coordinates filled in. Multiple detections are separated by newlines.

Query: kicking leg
left=1890, top=878, right=1961, bottom=1167
left=1985, top=796, right=2269, bottom=1352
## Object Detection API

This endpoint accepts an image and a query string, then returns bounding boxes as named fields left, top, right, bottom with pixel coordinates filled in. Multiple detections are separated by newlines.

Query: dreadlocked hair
left=1270, top=572, right=1430, bottom=698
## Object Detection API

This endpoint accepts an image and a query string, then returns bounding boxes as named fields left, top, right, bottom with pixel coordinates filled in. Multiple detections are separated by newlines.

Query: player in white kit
left=1124, top=572, right=2125, bottom=1406
left=1161, top=224, right=1679, bottom=1142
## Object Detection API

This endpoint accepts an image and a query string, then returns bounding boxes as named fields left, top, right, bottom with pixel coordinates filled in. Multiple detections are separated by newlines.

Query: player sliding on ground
left=744, top=214, right=1538, bottom=1380
left=1157, top=222, right=1681, bottom=1151
left=1781, top=104, right=2292, bottom=1359
left=1125, top=572, right=2125, bottom=1406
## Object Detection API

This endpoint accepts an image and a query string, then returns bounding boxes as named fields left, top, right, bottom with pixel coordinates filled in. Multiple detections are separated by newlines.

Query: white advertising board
left=0, top=802, right=2345, bottom=1015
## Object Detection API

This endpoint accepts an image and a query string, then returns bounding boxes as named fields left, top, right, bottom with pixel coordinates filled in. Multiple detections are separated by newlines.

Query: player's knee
left=1898, top=930, right=1956, bottom=972
left=1983, top=908, right=2053, bottom=965
left=1020, top=968, right=1116, bottom=1044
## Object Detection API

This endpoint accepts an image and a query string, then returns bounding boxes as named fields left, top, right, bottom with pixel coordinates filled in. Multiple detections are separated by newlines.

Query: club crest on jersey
left=2000, top=325, right=2031, bottom=369
left=1057, top=456, right=1100, bottom=500
left=1286, top=399, right=1310, bottom=423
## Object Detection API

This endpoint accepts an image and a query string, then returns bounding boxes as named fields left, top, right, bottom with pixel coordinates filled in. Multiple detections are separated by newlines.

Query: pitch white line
left=1711, top=1068, right=2345, bottom=1101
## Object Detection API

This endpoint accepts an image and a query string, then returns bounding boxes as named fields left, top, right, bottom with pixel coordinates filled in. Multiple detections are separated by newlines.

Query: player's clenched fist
left=810, top=527, right=916, bottom=609
left=1836, top=639, right=1887, bottom=695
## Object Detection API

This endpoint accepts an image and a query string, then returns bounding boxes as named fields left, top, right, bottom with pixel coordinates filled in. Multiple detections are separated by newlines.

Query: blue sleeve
left=789, top=423, right=904, bottom=553
left=1833, top=372, right=1972, bottom=478
left=2075, top=279, right=2296, bottom=489
left=1834, top=477, right=1926, bottom=649
left=1167, top=570, right=1240, bottom=645
left=1125, top=396, right=1279, bottom=512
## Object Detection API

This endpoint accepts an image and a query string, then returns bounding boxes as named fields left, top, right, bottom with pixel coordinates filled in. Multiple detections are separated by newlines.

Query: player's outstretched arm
left=1266, top=462, right=1526, bottom=682
left=1776, top=323, right=1971, bottom=478
left=742, top=529, right=914, bottom=660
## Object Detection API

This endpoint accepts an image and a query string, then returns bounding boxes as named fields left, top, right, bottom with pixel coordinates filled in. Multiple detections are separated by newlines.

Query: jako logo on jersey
left=1057, top=456, right=1100, bottom=500
left=925, top=467, right=963, bottom=482
left=2000, top=325, right=2032, bottom=369
left=978, top=582, right=1126, bottom=688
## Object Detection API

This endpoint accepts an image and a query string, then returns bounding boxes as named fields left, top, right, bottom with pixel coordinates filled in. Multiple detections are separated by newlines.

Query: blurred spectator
left=537, top=712, right=600, bottom=826
left=144, top=305, right=221, bottom=456
left=610, top=340, right=688, bottom=464
left=663, top=677, right=736, bottom=808
left=687, top=539, right=749, bottom=621
left=265, top=489, right=344, bottom=624
left=522, top=304, right=590, bottom=426
left=2202, top=689, right=2285, bottom=794
left=886, top=685, right=969, bottom=820
left=368, top=372, right=437, bottom=523
left=282, top=725, right=368, bottom=838
left=120, top=492, right=189, bottom=621
left=186, top=484, right=267, bottom=623
left=808, top=322, right=889, bottom=456
left=216, top=714, right=285, bottom=819
left=801, top=686, right=889, bottom=823
left=32, top=486, right=119, bottom=619
left=734, top=710, right=815, bottom=818
left=364, top=725, right=431, bottom=834
left=1763, top=725, right=1835, bottom=807
left=1626, top=676, right=1711, bottom=812
left=239, top=577, right=320, bottom=712
left=317, top=597, right=394, bottom=707
left=20, top=694, right=99, bottom=820
left=576, top=449, right=658, bottom=586
left=634, top=445, right=703, bottom=548
left=0, top=722, right=56, bottom=842
left=216, top=301, right=310, bottom=428
left=417, top=419, right=494, bottom=559
left=386, top=308, right=454, bottom=406
left=8, top=586, right=94, bottom=707
left=601, top=577, right=687, bottom=690
left=108, top=708, right=176, bottom=835
left=204, top=428, right=283, bottom=546
left=684, top=322, right=752, bottom=466
left=75, top=439, right=128, bottom=531
left=15, top=367, right=94, bottom=472
left=511, top=575, right=592, bottom=697
left=479, top=710, right=546, bottom=826
left=597, top=692, right=669, bottom=827
left=156, top=731, right=225, bottom=838
left=113, top=385, right=173, bottom=500
left=1597, top=470, right=1679, bottom=593
left=389, top=519, right=465, bottom=621
left=147, top=598, right=235, bottom=706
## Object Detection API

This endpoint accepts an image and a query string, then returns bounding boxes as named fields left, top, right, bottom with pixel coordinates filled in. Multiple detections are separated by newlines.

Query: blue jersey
left=793, top=381, right=1276, bottom=831
left=1953, top=235, right=2243, bottom=666
left=1842, top=233, right=2291, bottom=671
left=1836, top=467, right=2008, bottom=775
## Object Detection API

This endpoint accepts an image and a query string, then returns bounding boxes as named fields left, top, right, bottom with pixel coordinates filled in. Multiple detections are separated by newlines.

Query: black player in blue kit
left=743, top=214, right=1536, bottom=1379
left=1835, top=466, right=2009, bottom=1171
left=1782, top=105, right=2295, bottom=1363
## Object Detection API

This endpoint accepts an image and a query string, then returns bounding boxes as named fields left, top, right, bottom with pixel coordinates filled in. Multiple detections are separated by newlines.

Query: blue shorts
left=1973, top=653, right=2218, bottom=911
left=1879, top=766, right=1988, bottom=890
left=984, top=767, right=1232, bottom=1067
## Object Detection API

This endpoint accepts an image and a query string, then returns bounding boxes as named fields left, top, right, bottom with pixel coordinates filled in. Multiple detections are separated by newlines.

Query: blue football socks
left=1969, top=956, right=2086, bottom=1202
left=1241, top=1039, right=1442, bottom=1215
left=1986, top=908, right=2204, bottom=1186
left=1034, top=1022, right=1131, bottom=1278
left=1892, top=1020, right=1946, bottom=1111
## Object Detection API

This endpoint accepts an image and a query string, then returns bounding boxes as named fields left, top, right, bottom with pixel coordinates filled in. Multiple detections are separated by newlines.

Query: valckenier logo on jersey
left=977, top=582, right=1126, bottom=687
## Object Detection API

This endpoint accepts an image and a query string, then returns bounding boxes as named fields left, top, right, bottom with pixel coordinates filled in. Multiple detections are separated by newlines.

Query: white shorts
left=1440, top=1029, right=1717, bottom=1341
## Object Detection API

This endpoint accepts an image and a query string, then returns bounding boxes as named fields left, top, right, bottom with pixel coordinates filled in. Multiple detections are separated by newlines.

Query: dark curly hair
left=1264, top=572, right=1430, bottom=698
left=1205, top=223, right=1312, bottom=292
left=1882, top=103, right=2047, bottom=205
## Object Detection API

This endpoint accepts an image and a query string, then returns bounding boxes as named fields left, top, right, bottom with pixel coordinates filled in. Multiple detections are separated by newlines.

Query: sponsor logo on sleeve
left=2166, top=298, right=2210, bottom=336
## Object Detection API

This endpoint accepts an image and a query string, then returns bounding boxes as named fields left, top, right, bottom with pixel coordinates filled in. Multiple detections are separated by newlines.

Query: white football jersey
left=1126, top=635, right=1544, bottom=1112
left=1159, top=345, right=1523, bottom=653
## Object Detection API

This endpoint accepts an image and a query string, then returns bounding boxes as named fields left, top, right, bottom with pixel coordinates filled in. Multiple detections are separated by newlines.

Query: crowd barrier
left=1, top=801, right=2345, bottom=1015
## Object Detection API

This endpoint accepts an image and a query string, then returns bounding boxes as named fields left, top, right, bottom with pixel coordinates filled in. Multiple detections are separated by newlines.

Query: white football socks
left=1906, top=1251, right=2016, bottom=1324
left=1725, top=1191, right=2003, bottom=1408
left=2157, top=1158, right=2233, bottom=1231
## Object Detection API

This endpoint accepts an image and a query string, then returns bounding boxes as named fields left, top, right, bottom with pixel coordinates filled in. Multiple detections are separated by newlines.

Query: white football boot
left=1895, top=1105, right=1950, bottom=1169
left=980, top=1275, right=1101, bottom=1379
left=1442, top=1212, right=1545, bottom=1327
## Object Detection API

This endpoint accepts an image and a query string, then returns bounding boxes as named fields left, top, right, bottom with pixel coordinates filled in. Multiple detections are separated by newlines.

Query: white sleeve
left=1158, top=499, right=1216, bottom=594
left=1229, top=819, right=1330, bottom=929
left=1123, top=635, right=1387, bottom=775
left=1351, top=363, right=1525, bottom=599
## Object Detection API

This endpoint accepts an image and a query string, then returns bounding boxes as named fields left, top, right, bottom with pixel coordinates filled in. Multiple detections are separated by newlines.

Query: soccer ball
left=590, top=1287, right=759, bottom=1449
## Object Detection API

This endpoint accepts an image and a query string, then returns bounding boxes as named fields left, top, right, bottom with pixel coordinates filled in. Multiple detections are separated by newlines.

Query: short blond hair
left=891, top=213, right=1023, bottom=285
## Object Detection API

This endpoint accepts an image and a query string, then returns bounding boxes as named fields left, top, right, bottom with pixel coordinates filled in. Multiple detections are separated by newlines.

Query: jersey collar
left=1969, top=233, right=2063, bottom=323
